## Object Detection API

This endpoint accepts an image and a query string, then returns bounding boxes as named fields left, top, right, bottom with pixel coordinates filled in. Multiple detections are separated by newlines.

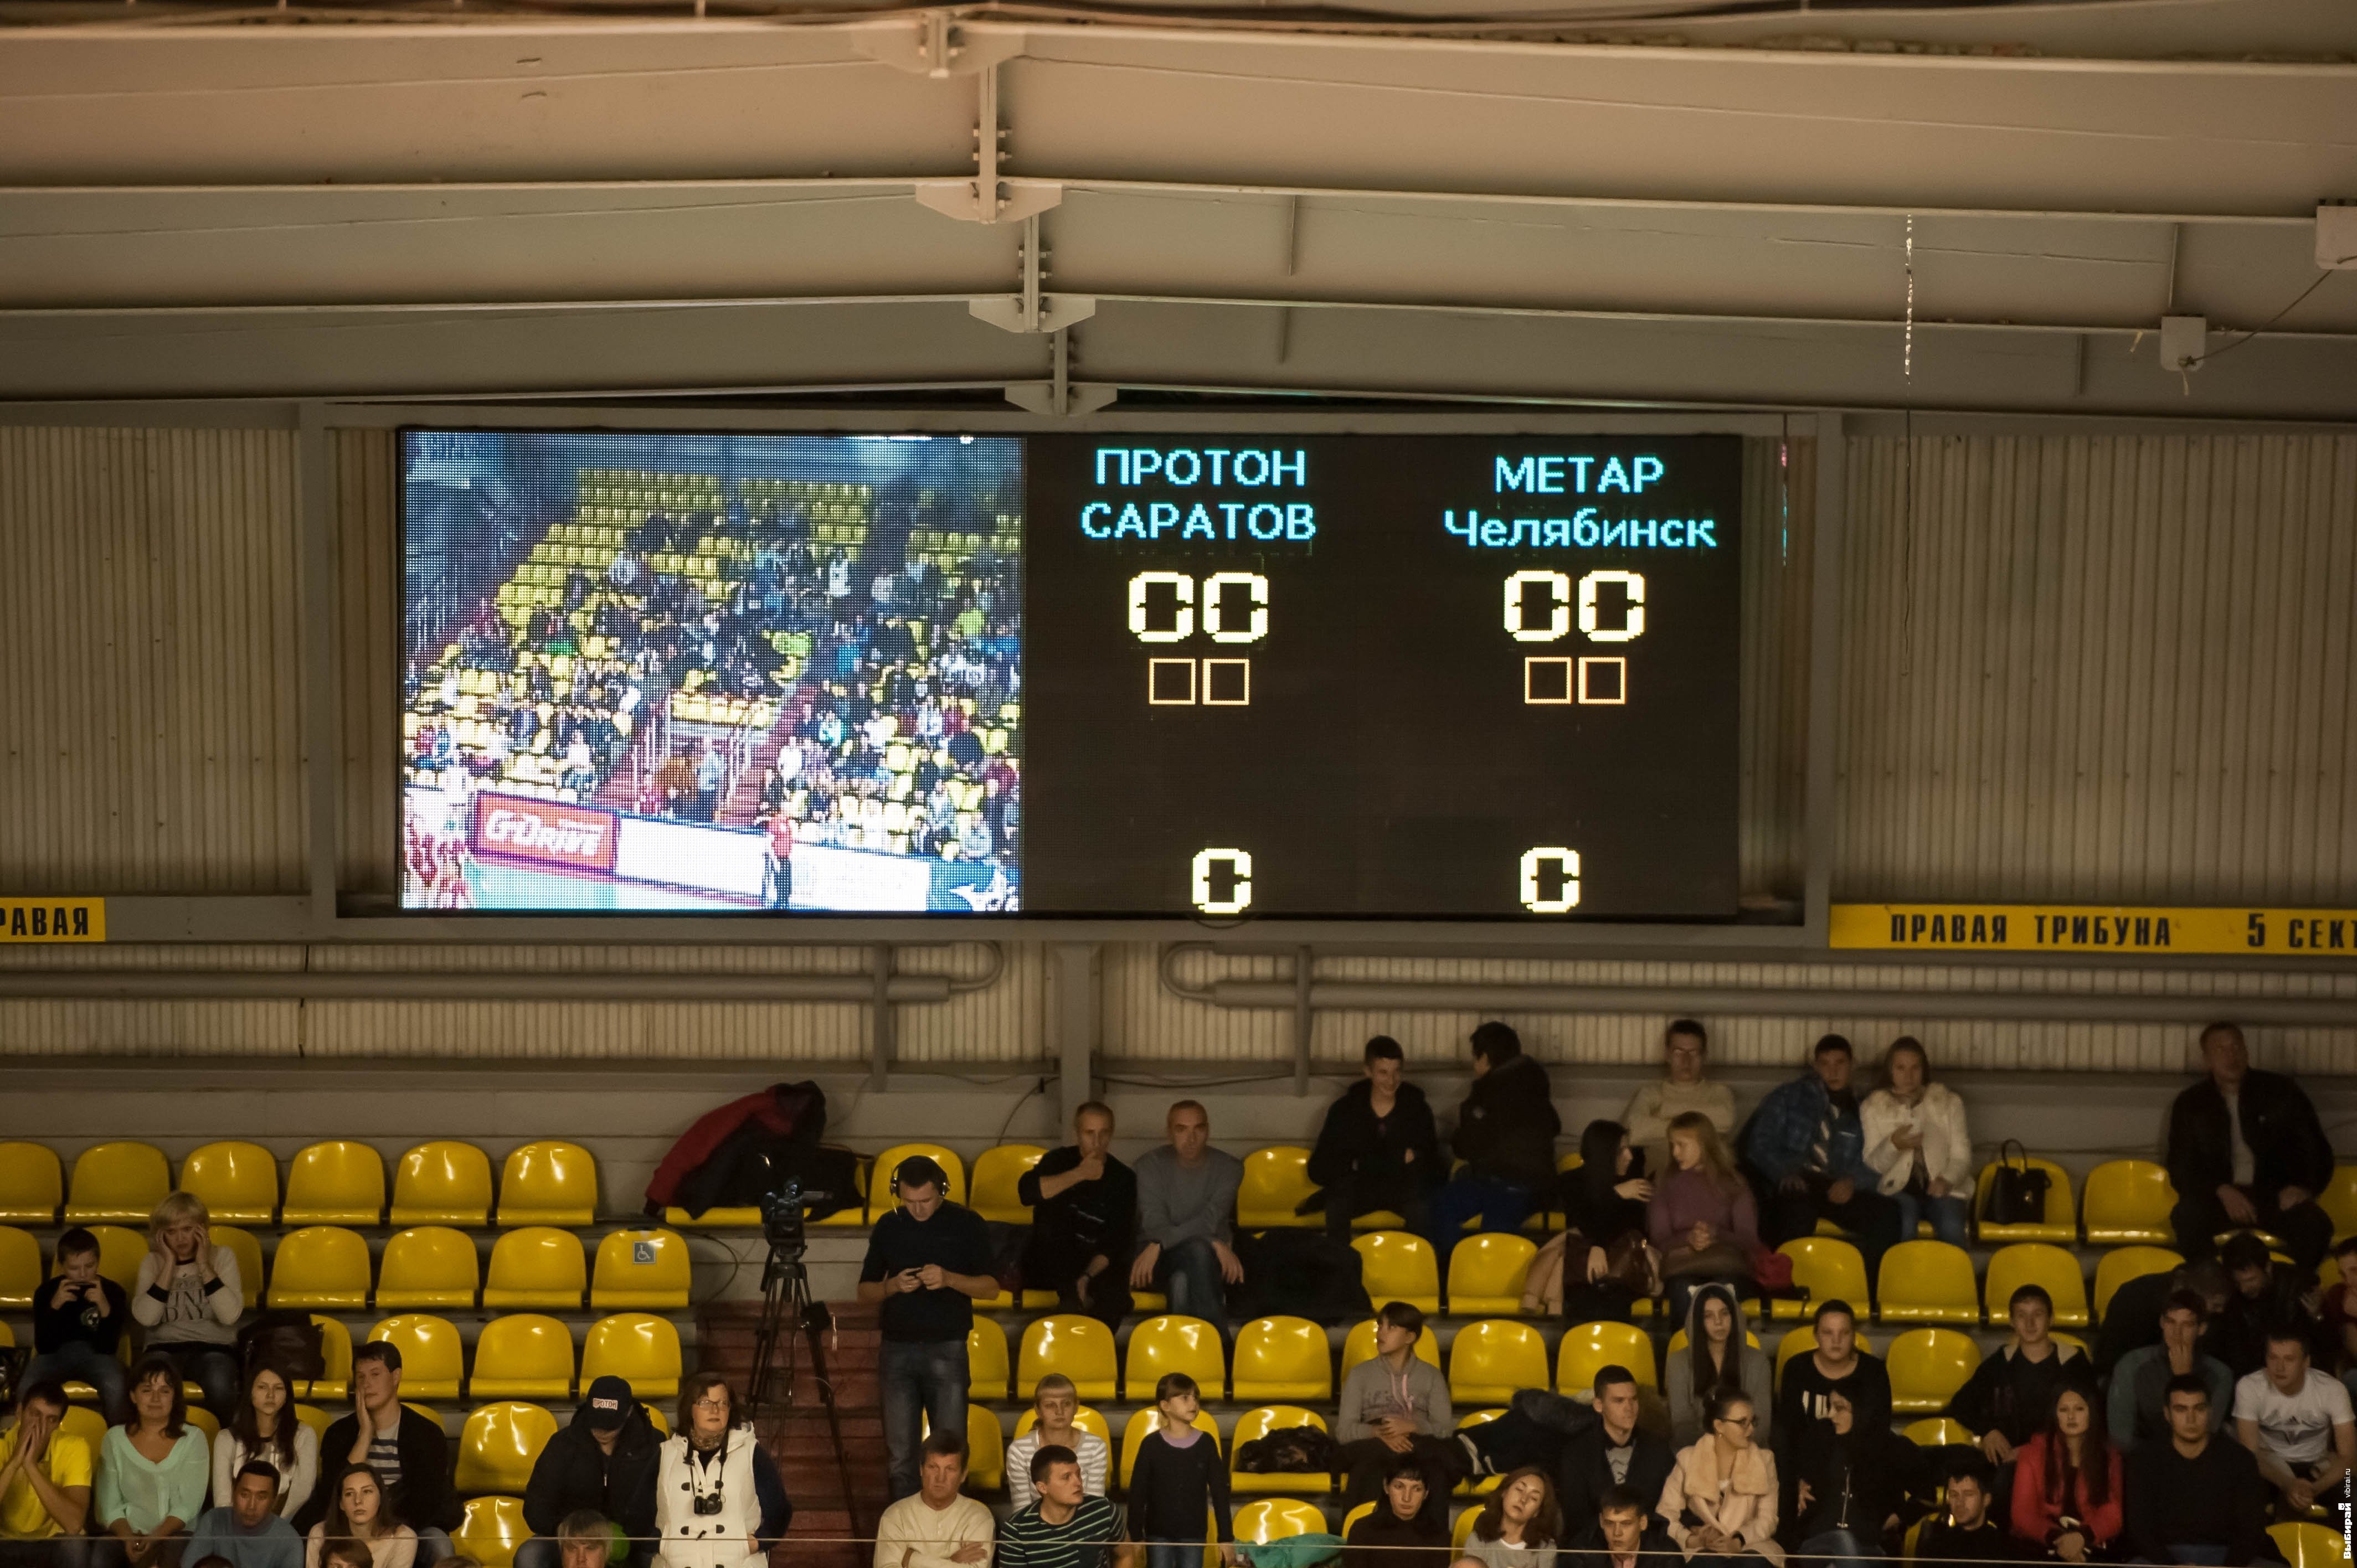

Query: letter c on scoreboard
left=1191, top=847, right=1253, bottom=915
left=1519, top=847, right=1582, bottom=914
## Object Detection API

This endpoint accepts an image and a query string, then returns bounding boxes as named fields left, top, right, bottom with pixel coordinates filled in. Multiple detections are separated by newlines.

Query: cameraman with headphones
left=857, top=1155, right=995, bottom=1503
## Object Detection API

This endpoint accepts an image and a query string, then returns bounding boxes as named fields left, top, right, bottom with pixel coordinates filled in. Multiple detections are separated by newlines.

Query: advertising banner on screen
left=615, top=816, right=769, bottom=902
left=471, top=793, right=620, bottom=874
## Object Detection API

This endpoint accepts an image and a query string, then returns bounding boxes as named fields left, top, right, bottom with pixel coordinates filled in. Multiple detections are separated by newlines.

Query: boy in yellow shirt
left=0, top=1378, right=93, bottom=1567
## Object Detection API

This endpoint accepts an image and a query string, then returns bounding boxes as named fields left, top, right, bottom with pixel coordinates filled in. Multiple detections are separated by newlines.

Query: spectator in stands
left=1337, top=1302, right=1458, bottom=1527
left=187, top=1463, right=302, bottom=1568
left=2110, top=1291, right=2235, bottom=1453
left=1018, top=1102, right=1136, bottom=1331
left=1668, top=1285, right=1773, bottom=1450
left=2008, top=1384, right=2122, bottom=1562
left=693, top=742, right=726, bottom=822
left=97, top=1354, right=210, bottom=1568
left=1129, top=1102, right=1245, bottom=1337
left=554, top=1512, right=624, bottom=1568
left=1650, top=1113, right=1759, bottom=1322
left=2168, top=1023, right=2335, bottom=1275
left=858, top=1154, right=996, bottom=1502
left=2323, top=1239, right=2357, bottom=1406
left=131, top=1192, right=244, bottom=1415
left=872, top=1432, right=993, bottom=1568
left=1308, top=1036, right=1442, bottom=1241
left=1429, top=1024, right=1562, bottom=1256
left=2234, top=1328, right=2355, bottom=1522
left=1660, top=1388, right=1780, bottom=1566
left=1622, top=1021, right=1735, bottom=1173
left=518, top=1376, right=660, bottom=1568
left=1857, top=1036, right=1973, bottom=1249
left=1125, top=1374, right=1233, bottom=1568
left=1564, top=1485, right=1671, bottom=1568
left=28, top=1225, right=131, bottom=1423
left=1343, top=1459, right=1450, bottom=1568
left=295, top=1343, right=459, bottom=1563
left=1548, top=1120, right=1656, bottom=1323
left=302, top=1464, right=415, bottom=1568
left=1454, top=1468, right=1561, bottom=1568
left=215, top=1365, right=318, bottom=1520
left=2126, top=1376, right=2278, bottom=1566
left=2211, top=1234, right=2318, bottom=1380
left=653, top=745, right=697, bottom=818
left=1912, top=1457, right=2009, bottom=1565
left=0, top=1378, right=92, bottom=1568
left=2097, top=1259, right=2232, bottom=1378
left=1004, top=1377, right=1108, bottom=1511
left=1557, top=1367, right=1674, bottom=1544
left=652, top=1374, right=790, bottom=1568
left=1739, top=1036, right=1902, bottom=1280
left=994, top=1447, right=1128, bottom=1568
left=1947, top=1285, right=2088, bottom=1467
left=1776, top=1302, right=1891, bottom=1451
left=1780, top=1388, right=1926, bottom=1565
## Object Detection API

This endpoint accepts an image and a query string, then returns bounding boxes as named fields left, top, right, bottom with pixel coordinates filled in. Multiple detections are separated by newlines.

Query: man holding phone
left=857, top=1155, right=996, bottom=1502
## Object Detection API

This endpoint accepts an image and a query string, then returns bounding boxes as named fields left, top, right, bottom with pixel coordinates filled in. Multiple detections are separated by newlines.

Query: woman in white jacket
left=1860, top=1036, right=1974, bottom=1247
left=652, top=1375, right=789, bottom=1568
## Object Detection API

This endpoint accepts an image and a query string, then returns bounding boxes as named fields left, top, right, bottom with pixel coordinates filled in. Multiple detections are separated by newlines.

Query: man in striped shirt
left=995, top=1448, right=1131, bottom=1568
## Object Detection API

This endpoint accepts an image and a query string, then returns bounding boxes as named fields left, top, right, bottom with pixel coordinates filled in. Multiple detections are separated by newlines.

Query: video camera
left=760, top=1178, right=825, bottom=1260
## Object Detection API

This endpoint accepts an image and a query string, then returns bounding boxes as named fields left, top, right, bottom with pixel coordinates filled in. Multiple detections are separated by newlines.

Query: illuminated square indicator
left=1202, top=658, right=1251, bottom=705
left=1524, top=657, right=1573, bottom=705
left=1578, top=657, right=1628, bottom=705
left=1148, top=659, right=1197, bottom=705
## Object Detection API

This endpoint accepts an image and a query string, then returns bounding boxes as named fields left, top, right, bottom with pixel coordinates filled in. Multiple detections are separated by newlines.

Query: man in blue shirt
left=186, top=1463, right=302, bottom=1568
left=1740, top=1035, right=1902, bottom=1280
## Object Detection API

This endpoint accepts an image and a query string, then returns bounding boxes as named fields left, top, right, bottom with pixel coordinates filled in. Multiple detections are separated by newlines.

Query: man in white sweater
left=1620, top=1020, right=1736, bottom=1171
left=873, top=1433, right=994, bottom=1568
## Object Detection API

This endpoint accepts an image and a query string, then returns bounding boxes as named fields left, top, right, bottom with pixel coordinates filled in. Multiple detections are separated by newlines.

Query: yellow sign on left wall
left=0, top=898, right=105, bottom=942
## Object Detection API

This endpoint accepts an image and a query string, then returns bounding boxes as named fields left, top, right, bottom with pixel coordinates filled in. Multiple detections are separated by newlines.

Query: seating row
left=0, top=1223, right=691, bottom=1313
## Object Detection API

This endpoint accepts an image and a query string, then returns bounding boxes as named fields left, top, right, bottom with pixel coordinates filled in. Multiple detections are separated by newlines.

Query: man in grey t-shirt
left=1128, top=1100, right=1244, bottom=1334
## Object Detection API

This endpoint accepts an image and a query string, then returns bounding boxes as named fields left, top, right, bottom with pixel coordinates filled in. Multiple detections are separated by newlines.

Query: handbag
left=1984, top=1140, right=2051, bottom=1227
left=1747, top=1246, right=1796, bottom=1292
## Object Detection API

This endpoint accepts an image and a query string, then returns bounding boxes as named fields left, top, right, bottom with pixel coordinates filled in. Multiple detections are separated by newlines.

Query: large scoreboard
left=399, top=428, right=1743, bottom=920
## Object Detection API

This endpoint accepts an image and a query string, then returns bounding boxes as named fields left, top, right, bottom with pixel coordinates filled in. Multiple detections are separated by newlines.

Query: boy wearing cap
left=858, top=1154, right=996, bottom=1502
left=519, top=1375, right=662, bottom=1568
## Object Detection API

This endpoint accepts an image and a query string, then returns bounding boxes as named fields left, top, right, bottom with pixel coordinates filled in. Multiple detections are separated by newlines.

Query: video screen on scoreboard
left=399, top=431, right=1025, bottom=912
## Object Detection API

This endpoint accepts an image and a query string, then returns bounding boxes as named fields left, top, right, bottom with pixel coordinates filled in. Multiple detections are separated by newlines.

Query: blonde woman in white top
left=130, top=1192, right=244, bottom=1414
left=214, top=1364, right=321, bottom=1518
left=1860, top=1036, right=1974, bottom=1247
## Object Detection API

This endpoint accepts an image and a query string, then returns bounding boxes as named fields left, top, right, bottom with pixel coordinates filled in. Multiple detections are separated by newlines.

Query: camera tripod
left=747, top=1244, right=862, bottom=1541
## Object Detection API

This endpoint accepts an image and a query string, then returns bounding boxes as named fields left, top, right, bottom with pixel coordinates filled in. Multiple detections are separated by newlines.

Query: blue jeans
left=1795, top=1528, right=1882, bottom=1565
left=2163, top=1549, right=2233, bottom=1565
left=1893, top=1192, right=1970, bottom=1247
left=1425, top=1177, right=1533, bottom=1270
left=0, top=1536, right=94, bottom=1568
left=881, top=1338, right=970, bottom=1502
left=414, top=1529, right=454, bottom=1567
left=24, top=1342, right=128, bottom=1424
left=1147, top=1544, right=1203, bottom=1568
left=151, top=1342, right=239, bottom=1416
left=1154, top=1237, right=1229, bottom=1335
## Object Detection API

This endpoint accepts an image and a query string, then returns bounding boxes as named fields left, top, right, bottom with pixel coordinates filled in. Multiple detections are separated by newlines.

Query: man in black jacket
left=1427, top=1022, right=1561, bottom=1261
left=1016, top=1101, right=1136, bottom=1330
left=1564, top=1485, right=1677, bottom=1568
left=1307, top=1036, right=1442, bottom=1241
left=294, top=1342, right=461, bottom=1558
left=2168, top=1022, right=2335, bottom=1273
left=2126, top=1375, right=2279, bottom=1566
left=518, top=1377, right=660, bottom=1568
left=1557, top=1366, right=1675, bottom=1543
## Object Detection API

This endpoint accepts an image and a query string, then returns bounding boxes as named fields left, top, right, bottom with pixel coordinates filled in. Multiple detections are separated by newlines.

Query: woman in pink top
left=1648, top=1112, right=1760, bottom=1320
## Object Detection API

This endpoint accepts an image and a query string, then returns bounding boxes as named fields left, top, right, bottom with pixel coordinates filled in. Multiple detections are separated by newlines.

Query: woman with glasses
left=651, top=1376, right=790, bottom=1568
left=1659, top=1389, right=1783, bottom=1567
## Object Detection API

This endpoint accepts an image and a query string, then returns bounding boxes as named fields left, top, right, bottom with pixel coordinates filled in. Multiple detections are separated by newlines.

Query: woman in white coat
left=652, top=1375, right=791, bottom=1568
left=1860, top=1036, right=1974, bottom=1247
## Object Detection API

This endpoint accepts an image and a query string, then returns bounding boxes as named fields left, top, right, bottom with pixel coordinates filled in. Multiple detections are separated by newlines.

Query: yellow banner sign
left=0, top=898, right=105, bottom=942
left=1831, top=903, right=2357, bottom=957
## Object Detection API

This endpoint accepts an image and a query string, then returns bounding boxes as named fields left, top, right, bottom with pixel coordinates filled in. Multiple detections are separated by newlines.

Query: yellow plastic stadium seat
left=1228, top=1406, right=1332, bottom=1494
left=965, top=1406, right=1005, bottom=1492
left=866, top=1144, right=967, bottom=1217
left=1973, top=1158, right=2077, bottom=1244
left=1119, top=1407, right=1221, bottom=1489
left=1235, top=1499, right=1331, bottom=1545
left=375, top=1226, right=481, bottom=1310
left=369, top=1314, right=467, bottom=1400
left=468, top=1315, right=575, bottom=1401
left=1448, top=1234, right=1537, bottom=1316
left=78, top=1226, right=146, bottom=1294
left=456, top=1495, right=529, bottom=1568
left=184, top=1407, right=220, bottom=1445
left=1452, top=1319, right=1548, bottom=1405
left=269, top=1226, right=376, bottom=1310
left=1984, top=1242, right=2090, bottom=1328
left=582, top=1313, right=682, bottom=1400
left=1772, top=1237, right=1872, bottom=1322
left=1234, top=1147, right=1321, bottom=1230
left=1559, top=1321, right=1656, bottom=1394
left=0, top=1144, right=63, bottom=1225
left=284, top=1142, right=385, bottom=1226
left=1903, top=1416, right=1976, bottom=1448
left=0, top=1227, right=39, bottom=1310
left=393, top=1143, right=495, bottom=1227
left=2321, top=1168, right=2357, bottom=1244
left=64, top=1142, right=171, bottom=1224
left=1454, top=1507, right=1485, bottom=1554
left=970, top=1146, right=1047, bottom=1225
left=1352, top=1232, right=1440, bottom=1314
left=212, top=1226, right=265, bottom=1310
left=2081, top=1160, right=2179, bottom=1246
left=483, top=1228, right=586, bottom=1310
left=970, top=1319, right=1012, bottom=1400
left=1885, top=1328, right=1980, bottom=1414
left=2269, top=1522, right=2350, bottom=1568
left=181, top=1143, right=278, bottom=1225
left=497, top=1142, right=599, bottom=1228
left=1876, top=1241, right=1983, bottom=1325
left=2093, top=1246, right=2183, bottom=1321
left=1125, top=1314, right=1227, bottom=1401
left=1020, top=1316, right=1119, bottom=1401
left=302, top=1316, right=353, bottom=1400
left=1776, top=1325, right=1875, bottom=1381
left=54, top=1407, right=106, bottom=1458
left=1340, top=1319, right=1440, bottom=1383
left=591, top=1229, right=692, bottom=1311
left=1232, top=1317, right=1334, bottom=1403
left=1341, top=1504, right=1376, bottom=1535
left=456, top=1401, right=559, bottom=1495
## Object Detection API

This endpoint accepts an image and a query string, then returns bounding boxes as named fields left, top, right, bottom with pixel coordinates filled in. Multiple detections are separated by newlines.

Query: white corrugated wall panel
left=897, top=941, right=1046, bottom=1065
